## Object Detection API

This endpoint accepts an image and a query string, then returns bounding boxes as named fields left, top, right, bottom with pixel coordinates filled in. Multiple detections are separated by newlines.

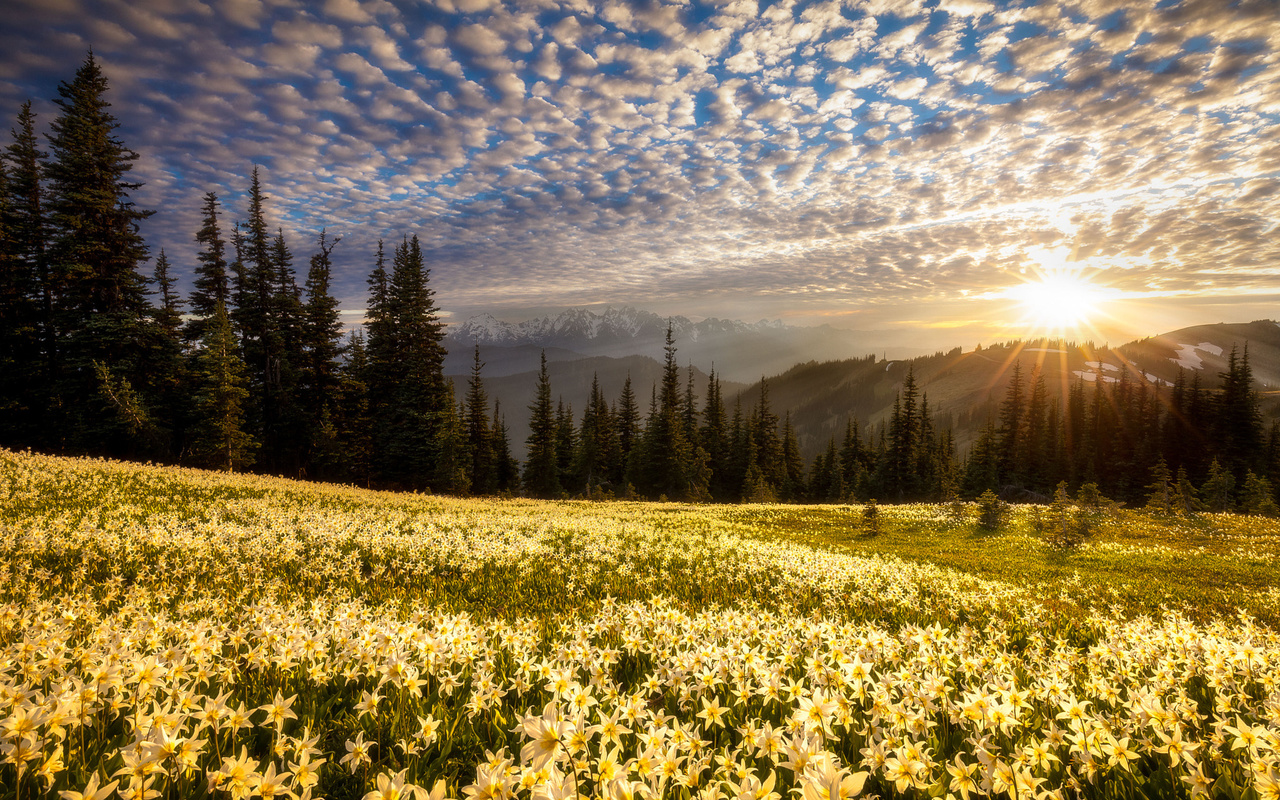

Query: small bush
left=976, top=490, right=1009, bottom=531
left=861, top=499, right=881, bottom=535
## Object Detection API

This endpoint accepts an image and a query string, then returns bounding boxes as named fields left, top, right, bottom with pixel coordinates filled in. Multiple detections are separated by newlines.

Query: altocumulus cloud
left=1, top=0, right=1277, bottom=337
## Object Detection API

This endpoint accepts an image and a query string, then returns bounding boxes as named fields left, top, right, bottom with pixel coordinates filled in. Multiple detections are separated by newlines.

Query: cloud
left=0, top=0, right=1274, bottom=349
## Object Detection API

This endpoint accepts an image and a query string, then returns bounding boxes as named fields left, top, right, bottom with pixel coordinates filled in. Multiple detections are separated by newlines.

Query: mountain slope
left=730, top=320, right=1280, bottom=461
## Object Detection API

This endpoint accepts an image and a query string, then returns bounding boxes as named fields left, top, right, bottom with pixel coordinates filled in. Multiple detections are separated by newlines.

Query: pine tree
left=190, top=301, right=256, bottom=471
left=752, top=379, right=784, bottom=493
left=1173, top=466, right=1201, bottom=516
left=1241, top=471, right=1279, bottom=517
left=523, top=351, right=561, bottom=498
left=634, top=323, right=707, bottom=500
left=300, top=230, right=344, bottom=477
left=1144, top=458, right=1173, bottom=514
left=491, top=400, right=520, bottom=494
left=1201, top=459, right=1235, bottom=512
left=614, top=374, right=640, bottom=487
left=338, top=329, right=374, bottom=486
left=996, top=362, right=1025, bottom=486
left=962, top=420, right=1001, bottom=498
left=1216, top=344, right=1264, bottom=486
left=700, top=369, right=730, bottom=500
left=382, top=234, right=448, bottom=489
left=574, top=373, right=618, bottom=496
left=464, top=346, right=496, bottom=494
left=44, top=52, right=158, bottom=452
left=1, top=101, right=48, bottom=445
left=187, top=191, right=229, bottom=342
left=554, top=399, right=576, bottom=491
left=780, top=411, right=806, bottom=501
left=151, top=249, right=183, bottom=340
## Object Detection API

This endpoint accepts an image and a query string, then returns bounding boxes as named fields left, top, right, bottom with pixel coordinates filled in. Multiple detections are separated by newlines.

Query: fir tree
left=44, top=52, right=159, bottom=452
left=700, top=370, right=730, bottom=500
left=190, top=301, right=256, bottom=471
left=1144, top=458, right=1173, bottom=515
left=614, top=374, right=640, bottom=485
left=300, top=230, right=344, bottom=477
left=151, top=249, right=183, bottom=340
left=780, top=411, right=806, bottom=501
left=1241, top=471, right=1279, bottom=517
left=382, top=234, right=448, bottom=489
left=187, top=191, right=229, bottom=342
left=996, top=362, right=1024, bottom=486
left=338, top=330, right=374, bottom=487
left=464, top=346, right=496, bottom=494
left=1, top=101, right=47, bottom=445
left=491, top=400, right=519, bottom=493
left=1201, top=459, right=1235, bottom=512
left=554, top=399, right=576, bottom=491
left=523, top=351, right=560, bottom=498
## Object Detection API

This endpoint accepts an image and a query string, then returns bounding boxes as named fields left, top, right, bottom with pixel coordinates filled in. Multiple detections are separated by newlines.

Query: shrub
left=861, top=499, right=881, bottom=535
left=976, top=490, right=1009, bottom=531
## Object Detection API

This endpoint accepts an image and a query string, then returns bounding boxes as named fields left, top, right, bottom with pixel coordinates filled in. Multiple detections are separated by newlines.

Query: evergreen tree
left=187, top=191, right=229, bottom=342
left=190, top=301, right=256, bottom=471
left=634, top=323, right=707, bottom=500
left=1241, top=471, right=1279, bottom=517
left=574, top=373, right=618, bottom=496
left=464, top=346, right=496, bottom=494
left=338, top=329, right=374, bottom=486
left=1201, top=459, right=1235, bottom=512
left=962, top=420, right=1001, bottom=498
left=1173, top=466, right=1201, bottom=516
left=554, top=399, right=577, bottom=491
left=523, top=351, right=561, bottom=498
left=883, top=368, right=921, bottom=499
left=700, top=370, right=730, bottom=500
left=752, top=379, right=784, bottom=492
left=432, top=386, right=470, bottom=494
left=780, top=412, right=806, bottom=501
left=996, top=362, right=1025, bottom=486
left=151, top=249, right=183, bottom=340
left=810, top=437, right=846, bottom=502
left=614, top=374, right=640, bottom=487
left=44, top=52, right=159, bottom=452
left=381, top=234, right=448, bottom=489
left=490, top=400, right=520, bottom=494
left=300, top=230, right=344, bottom=477
left=1216, top=344, right=1264, bottom=486
left=1, top=101, right=48, bottom=445
left=1144, top=458, right=1173, bottom=514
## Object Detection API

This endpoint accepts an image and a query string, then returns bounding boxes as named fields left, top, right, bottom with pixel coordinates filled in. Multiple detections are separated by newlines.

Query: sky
left=2, top=0, right=1278, bottom=353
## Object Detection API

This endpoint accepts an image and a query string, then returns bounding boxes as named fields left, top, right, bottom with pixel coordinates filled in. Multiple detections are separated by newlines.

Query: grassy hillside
left=1, top=451, right=1277, bottom=799
left=733, top=320, right=1280, bottom=459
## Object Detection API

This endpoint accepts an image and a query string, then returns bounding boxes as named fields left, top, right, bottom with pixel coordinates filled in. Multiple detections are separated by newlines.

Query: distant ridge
left=443, top=306, right=867, bottom=382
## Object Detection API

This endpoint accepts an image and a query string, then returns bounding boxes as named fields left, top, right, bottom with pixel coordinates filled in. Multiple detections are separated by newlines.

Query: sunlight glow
left=1001, top=247, right=1118, bottom=336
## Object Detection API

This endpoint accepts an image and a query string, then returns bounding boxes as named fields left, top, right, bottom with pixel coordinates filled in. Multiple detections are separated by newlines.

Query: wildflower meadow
left=1, top=449, right=1278, bottom=800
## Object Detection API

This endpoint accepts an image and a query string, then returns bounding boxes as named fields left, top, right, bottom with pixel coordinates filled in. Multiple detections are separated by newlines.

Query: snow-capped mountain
left=446, top=307, right=787, bottom=349
left=442, top=306, right=847, bottom=382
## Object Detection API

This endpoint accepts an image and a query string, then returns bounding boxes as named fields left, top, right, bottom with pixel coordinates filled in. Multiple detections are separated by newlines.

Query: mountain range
left=442, top=306, right=871, bottom=382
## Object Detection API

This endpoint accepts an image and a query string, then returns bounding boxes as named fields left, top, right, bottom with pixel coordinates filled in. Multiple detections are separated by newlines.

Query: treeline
left=959, top=353, right=1280, bottom=512
left=2, top=54, right=1278, bottom=512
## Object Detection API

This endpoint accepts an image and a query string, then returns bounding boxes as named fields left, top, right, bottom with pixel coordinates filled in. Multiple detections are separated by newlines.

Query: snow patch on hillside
left=1073, top=371, right=1118, bottom=383
left=1170, top=341, right=1223, bottom=370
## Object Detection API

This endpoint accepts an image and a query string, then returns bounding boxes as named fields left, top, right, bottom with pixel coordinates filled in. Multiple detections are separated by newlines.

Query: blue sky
left=2, top=0, right=1278, bottom=350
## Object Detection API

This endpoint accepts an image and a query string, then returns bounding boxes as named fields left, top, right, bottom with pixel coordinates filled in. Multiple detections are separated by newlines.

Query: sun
left=998, top=247, right=1117, bottom=336
left=1006, top=273, right=1100, bottom=330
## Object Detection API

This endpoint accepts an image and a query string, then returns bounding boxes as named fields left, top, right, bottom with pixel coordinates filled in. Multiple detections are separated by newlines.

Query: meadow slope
left=1, top=450, right=1277, bottom=800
